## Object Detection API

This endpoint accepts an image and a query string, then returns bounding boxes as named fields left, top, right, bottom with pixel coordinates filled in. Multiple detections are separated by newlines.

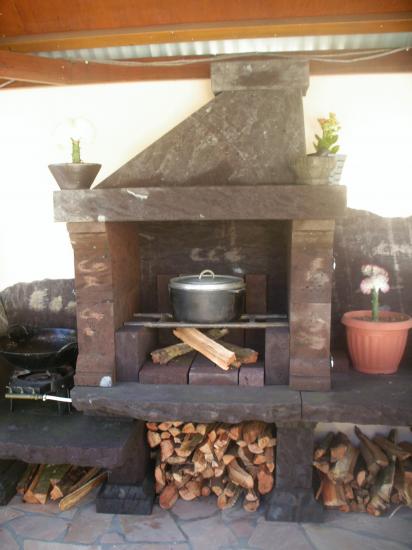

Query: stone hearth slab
left=0, top=401, right=141, bottom=467
left=71, top=383, right=301, bottom=423
left=302, top=367, right=412, bottom=426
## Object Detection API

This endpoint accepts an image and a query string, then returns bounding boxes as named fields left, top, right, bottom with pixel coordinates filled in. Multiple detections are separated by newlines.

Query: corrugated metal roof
left=38, top=33, right=412, bottom=61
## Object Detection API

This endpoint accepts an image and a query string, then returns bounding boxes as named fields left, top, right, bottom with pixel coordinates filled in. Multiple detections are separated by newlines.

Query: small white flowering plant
left=360, top=264, right=390, bottom=322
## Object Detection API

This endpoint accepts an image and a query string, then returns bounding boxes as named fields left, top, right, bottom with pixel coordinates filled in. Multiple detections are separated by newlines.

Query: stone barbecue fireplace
left=54, top=59, right=346, bottom=392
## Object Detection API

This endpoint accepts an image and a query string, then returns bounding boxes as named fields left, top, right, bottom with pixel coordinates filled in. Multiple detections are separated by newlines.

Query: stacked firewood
left=151, top=328, right=258, bottom=369
left=147, top=420, right=275, bottom=511
left=16, top=464, right=107, bottom=510
left=314, top=427, right=412, bottom=515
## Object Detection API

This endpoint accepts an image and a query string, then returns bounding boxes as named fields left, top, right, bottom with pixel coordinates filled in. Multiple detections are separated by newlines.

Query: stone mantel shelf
left=54, top=184, right=346, bottom=223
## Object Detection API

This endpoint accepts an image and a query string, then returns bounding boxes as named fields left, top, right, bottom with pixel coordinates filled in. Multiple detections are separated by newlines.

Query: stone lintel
left=211, top=59, right=309, bottom=94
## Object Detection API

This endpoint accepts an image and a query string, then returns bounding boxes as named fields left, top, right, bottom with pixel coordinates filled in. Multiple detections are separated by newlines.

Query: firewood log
left=217, top=486, right=242, bottom=509
left=146, top=422, right=158, bottom=431
left=151, top=328, right=229, bottom=364
left=228, top=424, right=243, bottom=441
left=211, top=476, right=226, bottom=496
left=147, top=430, right=162, bottom=448
left=23, top=465, right=45, bottom=503
left=159, top=483, right=179, bottom=509
left=373, top=435, right=411, bottom=461
left=160, top=440, right=175, bottom=462
left=328, top=445, right=359, bottom=484
left=242, top=421, right=266, bottom=445
left=50, top=466, right=90, bottom=501
left=313, top=460, right=330, bottom=475
left=175, top=433, right=204, bottom=457
left=179, top=480, right=202, bottom=501
left=58, top=471, right=107, bottom=511
left=158, top=422, right=173, bottom=431
left=248, top=443, right=264, bottom=455
left=355, top=426, right=389, bottom=467
left=314, top=432, right=335, bottom=460
left=201, top=485, right=211, bottom=497
left=166, top=456, right=187, bottom=465
left=245, top=488, right=259, bottom=502
left=399, top=441, right=412, bottom=455
left=224, top=482, right=237, bottom=498
left=330, top=432, right=351, bottom=462
left=182, top=422, right=196, bottom=434
left=17, top=464, right=39, bottom=496
left=223, top=342, right=259, bottom=366
left=257, top=464, right=274, bottom=495
left=228, top=459, right=254, bottom=489
left=237, top=446, right=254, bottom=468
left=173, top=328, right=236, bottom=370
left=320, top=475, right=347, bottom=507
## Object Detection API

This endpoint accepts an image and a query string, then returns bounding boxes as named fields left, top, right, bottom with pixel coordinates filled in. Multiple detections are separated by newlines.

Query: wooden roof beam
left=1, top=14, right=412, bottom=54
left=1, top=49, right=412, bottom=88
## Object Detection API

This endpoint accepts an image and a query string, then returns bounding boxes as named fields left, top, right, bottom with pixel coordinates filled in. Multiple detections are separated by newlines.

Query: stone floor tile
left=179, top=516, right=237, bottom=550
left=248, top=521, right=312, bottom=550
left=105, top=544, right=190, bottom=550
left=9, top=513, right=69, bottom=541
left=221, top=500, right=262, bottom=522
left=171, top=496, right=218, bottom=520
left=120, top=507, right=185, bottom=543
left=0, top=506, right=24, bottom=524
left=321, top=510, right=412, bottom=546
left=64, top=504, right=113, bottom=544
left=24, top=542, right=101, bottom=550
left=0, top=527, right=20, bottom=550
left=226, top=516, right=258, bottom=541
left=9, top=496, right=62, bottom=516
left=99, top=531, right=125, bottom=543
left=304, top=525, right=411, bottom=550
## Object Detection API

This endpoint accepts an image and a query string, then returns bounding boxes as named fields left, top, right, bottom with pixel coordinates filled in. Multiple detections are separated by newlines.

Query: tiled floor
left=0, top=491, right=411, bottom=550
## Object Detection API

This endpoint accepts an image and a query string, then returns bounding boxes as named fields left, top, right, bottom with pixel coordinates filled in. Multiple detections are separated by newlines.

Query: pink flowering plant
left=360, top=264, right=390, bottom=321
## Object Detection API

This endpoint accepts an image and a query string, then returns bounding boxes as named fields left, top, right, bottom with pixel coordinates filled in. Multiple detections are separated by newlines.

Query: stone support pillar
left=289, top=220, right=335, bottom=391
left=68, top=222, right=140, bottom=386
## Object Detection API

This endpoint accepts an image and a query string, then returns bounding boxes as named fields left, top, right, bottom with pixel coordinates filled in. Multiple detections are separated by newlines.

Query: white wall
left=1, top=73, right=412, bottom=290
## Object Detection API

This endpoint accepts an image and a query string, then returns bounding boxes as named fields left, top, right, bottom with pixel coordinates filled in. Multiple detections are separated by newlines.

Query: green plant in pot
left=341, top=264, right=412, bottom=374
left=48, top=117, right=101, bottom=190
left=292, top=112, right=345, bottom=185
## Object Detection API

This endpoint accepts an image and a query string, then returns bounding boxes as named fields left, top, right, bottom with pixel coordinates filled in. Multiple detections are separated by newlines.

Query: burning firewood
left=147, top=420, right=276, bottom=512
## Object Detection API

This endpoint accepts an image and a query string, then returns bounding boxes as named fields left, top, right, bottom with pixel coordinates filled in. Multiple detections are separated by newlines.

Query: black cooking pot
left=169, top=269, right=245, bottom=323
left=0, top=326, right=78, bottom=370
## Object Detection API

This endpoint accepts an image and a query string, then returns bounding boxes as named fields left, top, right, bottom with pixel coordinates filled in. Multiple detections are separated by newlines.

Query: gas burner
left=6, top=365, right=74, bottom=414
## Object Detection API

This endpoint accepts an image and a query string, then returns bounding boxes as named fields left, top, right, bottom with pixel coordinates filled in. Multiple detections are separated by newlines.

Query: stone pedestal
left=265, top=421, right=323, bottom=522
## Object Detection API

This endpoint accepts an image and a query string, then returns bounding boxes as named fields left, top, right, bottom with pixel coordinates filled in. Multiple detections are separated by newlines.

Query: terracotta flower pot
left=341, top=310, right=412, bottom=374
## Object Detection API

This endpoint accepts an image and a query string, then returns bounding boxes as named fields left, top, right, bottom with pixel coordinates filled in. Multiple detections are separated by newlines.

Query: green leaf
left=330, top=145, right=339, bottom=154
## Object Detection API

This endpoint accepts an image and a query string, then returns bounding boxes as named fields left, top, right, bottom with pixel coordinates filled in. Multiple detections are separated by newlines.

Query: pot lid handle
left=199, top=269, right=215, bottom=280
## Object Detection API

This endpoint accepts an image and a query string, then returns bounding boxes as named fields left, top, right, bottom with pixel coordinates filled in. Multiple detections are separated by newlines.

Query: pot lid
left=169, top=270, right=245, bottom=291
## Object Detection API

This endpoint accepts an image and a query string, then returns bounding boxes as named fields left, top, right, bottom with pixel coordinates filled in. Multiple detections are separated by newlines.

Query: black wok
left=0, top=326, right=77, bottom=370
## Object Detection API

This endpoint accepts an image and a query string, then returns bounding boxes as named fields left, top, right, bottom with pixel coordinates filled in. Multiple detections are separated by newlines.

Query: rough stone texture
left=249, top=520, right=314, bottom=549
left=239, top=362, right=265, bottom=386
left=69, top=222, right=140, bottom=386
left=302, top=366, right=412, bottom=425
left=97, top=62, right=307, bottom=189
left=120, top=506, right=184, bottom=542
left=0, top=528, right=19, bottom=550
left=189, top=353, right=239, bottom=385
left=179, top=516, right=238, bottom=549
left=0, top=278, right=76, bottom=329
left=303, top=524, right=409, bottom=550
left=9, top=514, right=69, bottom=540
left=265, top=489, right=324, bottom=524
left=275, top=422, right=315, bottom=490
left=211, top=59, right=309, bottom=94
left=55, top=185, right=347, bottom=223
left=71, top=382, right=301, bottom=423
left=289, top=221, right=334, bottom=391
left=265, top=327, right=290, bottom=385
left=116, top=326, right=157, bottom=382
left=64, top=504, right=113, bottom=544
left=0, top=402, right=143, bottom=467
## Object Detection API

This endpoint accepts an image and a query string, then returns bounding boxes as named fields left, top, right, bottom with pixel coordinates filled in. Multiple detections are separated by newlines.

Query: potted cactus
left=48, top=118, right=101, bottom=190
left=341, top=265, right=412, bottom=374
left=291, top=113, right=345, bottom=185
